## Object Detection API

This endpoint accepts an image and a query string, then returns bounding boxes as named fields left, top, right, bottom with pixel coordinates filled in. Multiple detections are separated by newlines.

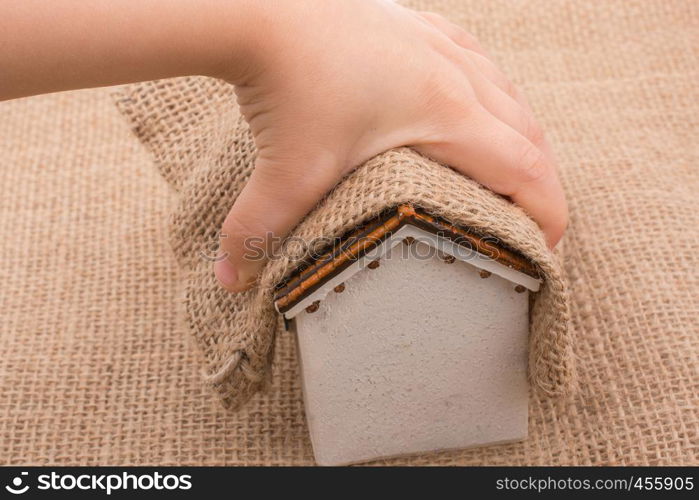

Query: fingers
left=417, top=11, right=489, bottom=57
left=417, top=12, right=567, bottom=246
left=461, top=49, right=526, bottom=106
left=464, top=66, right=559, bottom=173
left=414, top=106, right=568, bottom=248
left=418, top=11, right=534, bottom=116
left=508, top=168, right=568, bottom=248
left=214, top=10, right=567, bottom=299
left=214, top=153, right=338, bottom=292
left=465, top=68, right=545, bottom=148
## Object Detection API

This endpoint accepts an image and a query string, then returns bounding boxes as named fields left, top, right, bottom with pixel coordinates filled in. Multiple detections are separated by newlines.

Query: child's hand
left=1, top=0, right=567, bottom=294
left=214, top=0, right=567, bottom=292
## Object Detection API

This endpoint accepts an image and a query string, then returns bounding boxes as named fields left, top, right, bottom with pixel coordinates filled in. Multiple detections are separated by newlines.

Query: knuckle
left=419, top=11, right=446, bottom=23
left=471, top=51, right=498, bottom=74
left=420, top=69, right=478, bottom=118
left=222, top=213, right=272, bottom=263
left=257, top=157, right=324, bottom=197
left=255, top=152, right=339, bottom=209
left=223, top=213, right=267, bottom=247
left=524, top=119, right=546, bottom=146
left=503, top=79, right=518, bottom=100
left=454, top=28, right=480, bottom=49
left=516, top=143, right=549, bottom=183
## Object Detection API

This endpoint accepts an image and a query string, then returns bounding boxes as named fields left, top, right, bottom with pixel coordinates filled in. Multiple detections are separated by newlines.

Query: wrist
left=201, top=0, right=272, bottom=83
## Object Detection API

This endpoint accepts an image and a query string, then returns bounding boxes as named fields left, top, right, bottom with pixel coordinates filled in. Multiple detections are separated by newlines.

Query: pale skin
left=1, top=0, right=567, bottom=293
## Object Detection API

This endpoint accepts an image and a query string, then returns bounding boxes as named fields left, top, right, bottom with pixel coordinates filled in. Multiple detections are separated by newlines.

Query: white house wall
left=294, top=241, right=530, bottom=465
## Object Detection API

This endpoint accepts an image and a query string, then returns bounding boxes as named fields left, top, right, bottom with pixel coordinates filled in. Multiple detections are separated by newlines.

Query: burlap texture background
left=1, top=0, right=697, bottom=464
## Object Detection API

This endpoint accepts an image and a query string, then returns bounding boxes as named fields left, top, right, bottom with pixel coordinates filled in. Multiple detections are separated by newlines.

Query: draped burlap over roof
left=114, top=76, right=573, bottom=408
left=1, top=0, right=697, bottom=465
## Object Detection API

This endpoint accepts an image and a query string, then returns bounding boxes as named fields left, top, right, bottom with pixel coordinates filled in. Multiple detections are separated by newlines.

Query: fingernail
left=214, top=258, right=239, bottom=291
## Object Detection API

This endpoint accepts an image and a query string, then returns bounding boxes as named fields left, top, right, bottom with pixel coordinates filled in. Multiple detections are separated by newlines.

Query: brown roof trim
left=274, top=205, right=540, bottom=314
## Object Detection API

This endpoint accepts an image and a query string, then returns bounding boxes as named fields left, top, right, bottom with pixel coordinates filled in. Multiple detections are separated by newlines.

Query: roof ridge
left=273, top=204, right=540, bottom=315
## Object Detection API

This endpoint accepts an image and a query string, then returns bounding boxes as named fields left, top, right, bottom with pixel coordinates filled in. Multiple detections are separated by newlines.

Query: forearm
left=0, top=0, right=260, bottom=100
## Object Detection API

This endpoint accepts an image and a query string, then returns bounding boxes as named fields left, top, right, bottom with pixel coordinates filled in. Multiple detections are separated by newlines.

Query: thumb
left=214, top=154, right=337, bottom=293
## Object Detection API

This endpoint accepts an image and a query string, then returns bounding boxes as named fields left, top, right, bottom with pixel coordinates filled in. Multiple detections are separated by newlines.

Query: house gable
left=274, top=205, right=541, bottom=319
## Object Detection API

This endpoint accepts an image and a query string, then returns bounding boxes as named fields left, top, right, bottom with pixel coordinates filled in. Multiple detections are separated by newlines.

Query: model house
left=274, top=205, right=541, bottom=465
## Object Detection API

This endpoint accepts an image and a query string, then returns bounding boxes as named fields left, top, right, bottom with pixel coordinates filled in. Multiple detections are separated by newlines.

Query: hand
left=214, top=0, right=567, bottom=292
left=0, top=0, right=567, bottom=293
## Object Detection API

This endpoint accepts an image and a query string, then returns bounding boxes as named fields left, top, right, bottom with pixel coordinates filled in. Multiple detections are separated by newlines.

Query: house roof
left=273, top=204, right=541, bottom=317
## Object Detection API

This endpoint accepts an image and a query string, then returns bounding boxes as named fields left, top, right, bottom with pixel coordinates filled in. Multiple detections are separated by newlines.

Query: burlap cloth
left=1, top=0, right=697, bottom=465
left=113, top=83, right=572, bottom=409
